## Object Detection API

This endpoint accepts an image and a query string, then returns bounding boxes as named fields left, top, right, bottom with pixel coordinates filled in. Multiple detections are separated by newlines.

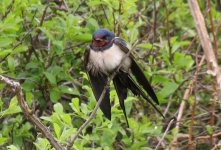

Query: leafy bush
left=0, top=0, right=221, bottom=149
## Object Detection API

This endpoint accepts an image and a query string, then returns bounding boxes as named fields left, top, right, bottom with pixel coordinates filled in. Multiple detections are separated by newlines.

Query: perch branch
left=0, top=75, right=66, bottom=150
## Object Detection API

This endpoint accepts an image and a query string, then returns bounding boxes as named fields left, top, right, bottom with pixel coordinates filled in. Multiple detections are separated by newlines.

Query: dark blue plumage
left=93, top=28, right=115, bottom=39
left=90, top=28, right=115, bottom=51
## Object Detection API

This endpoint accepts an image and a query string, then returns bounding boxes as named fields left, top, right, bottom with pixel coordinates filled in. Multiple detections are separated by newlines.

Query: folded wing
left=84, top=47, right=111, bottom=119
left=114, top=38, right=164, bottom=118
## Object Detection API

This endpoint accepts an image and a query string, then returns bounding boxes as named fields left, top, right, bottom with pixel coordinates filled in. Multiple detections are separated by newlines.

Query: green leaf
left=38, top=27, right=54, bottom=41
left=73, top=34, right=92, bottom=42
left=25, top=92, right=34, bottom=105
left=59, top=128, right=76, bottom=142
left=81, top=103, right=89, bottom=115
left=0, top=97, right=21, bottom=116
left=7, top=145, right=20, bottom=150
left=0, top=137, right=8, bottom=144
left=7, top=56, right=16, bottom=72
left=157, top=82, right=179, bottom=101
left=70, top=98, right=80, bottom=113
left=50, top=66, right=63, bottom=76
left=53, top=103, right=63, bottom=114
left=62, top=114, right=72, bottom=127
left=22, top=80, right=36, bottom=91
left=53, top=123, right=61, bottom=138
left=12, top=44, right=28, bottom=54
left=60, top=86, right=80, bottom=96
left=25, top=62, right=40, bottom=69
left=87, top=0, right=103, bottom=6
left=137, top=43, right=154, bottom=49
left=34, top=138, right=51, bottom=150
left=40, top=116, right=52, bottom=122
left=100, top=128, right=115, bottom=147
left=0, top=37, right=13, bottom=48
left=86, top=18, right=100, bottom=31
left=49, top=88, right=61, bottom=102
left=0, top=49, right=12, bottom=56
left=44, top=72, right=57, bottom=85
left=52, top=41, right=64, bottom=55
left=174, top=52, right=194, bottom=70
left=206, top=125, right=213, bottom=134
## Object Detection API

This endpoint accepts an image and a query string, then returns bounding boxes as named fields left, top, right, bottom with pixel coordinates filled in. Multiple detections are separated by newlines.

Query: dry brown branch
left=188, top=0, right=221, bottom=99
left=188, top=50, right=202, bottom=150
left=0, top=75, right=66, bottom=150
left=169, top=0, right=221, bottom=149
left=188, top=88, right=196, bottom=150
left=196, top=131, right=221, bottom=140
left=170, top=55, right=205, bottom=149
left=207, top=0, right=219, bottom=57
left=67, top=40, right=139, bottom=148
left=207, top=0, right=219, bottom=146
left=175, top=130, right=221, bottom=141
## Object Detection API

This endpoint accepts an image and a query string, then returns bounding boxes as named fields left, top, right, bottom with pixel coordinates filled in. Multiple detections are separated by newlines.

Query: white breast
left=88, top=44, right=131, bottom=75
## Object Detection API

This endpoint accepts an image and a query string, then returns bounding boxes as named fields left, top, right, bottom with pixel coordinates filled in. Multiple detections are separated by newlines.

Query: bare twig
left=0, top=75, right=66, bottom=150
left=155, top=118, right=175, bottom=150
left=188, top=51, right=202, bottom=150
left=207, top=0, right=219, bottom=58
left=162, top=0, right=172, bottom=64
left=101, top=4, right=110, bottom=25
left=207, top=0, right=219, bottom=147
left=1, top=0, right=15, bottom=20
left=188, top=0, right=221, bottom=100
left=188, top=94, right=196, bottom=150
left=67, top=40, right=139, bottom=148
left=0, top=28, right=33, bottom=63
left=153, top=0, right=158, bottom=42
left=176, top=130, right=221, bottom=141
left=73, top=0, right=85, bottom=14
left=117, top=0, right=122, bottom=36
left=170, top=55, right=205, bottom=149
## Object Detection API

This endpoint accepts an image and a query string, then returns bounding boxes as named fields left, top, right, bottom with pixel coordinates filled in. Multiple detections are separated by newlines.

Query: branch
left=1, top=0, right=15, bottom=20
left=170, top=55, right=205, bottom=149
left=175, top=130, right=221, bottom=141
left=67, top=40, right=139, bottom=148
left=188, top=0, right=221, bottom=100
left=155, top=118, right=175, bottom=150
left=0, top=75, right=66, bottom=150
left=207, top=0, right=219, bottom=146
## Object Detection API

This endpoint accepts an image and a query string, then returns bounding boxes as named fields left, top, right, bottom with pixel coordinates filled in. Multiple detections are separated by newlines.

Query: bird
left=84, top=28, right=164, bottom=126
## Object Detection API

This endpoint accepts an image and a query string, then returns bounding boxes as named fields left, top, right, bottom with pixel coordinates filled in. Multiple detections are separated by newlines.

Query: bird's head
left=90, top=28, right=115, bottom=51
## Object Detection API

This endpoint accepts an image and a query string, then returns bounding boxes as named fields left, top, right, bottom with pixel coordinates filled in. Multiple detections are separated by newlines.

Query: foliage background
left=0, top=0, right=221, bottom=149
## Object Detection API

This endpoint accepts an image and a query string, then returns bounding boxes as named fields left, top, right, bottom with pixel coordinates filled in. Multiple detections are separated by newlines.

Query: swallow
left=84, top=28, right=164, bottom=126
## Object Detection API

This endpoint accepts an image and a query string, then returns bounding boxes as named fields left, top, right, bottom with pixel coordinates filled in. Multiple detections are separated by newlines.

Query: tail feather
left=113, top=75, right=129, bottom=127
left=118, top=71, right=165, bottom=119
left=131, top=59, right=159, bottom=105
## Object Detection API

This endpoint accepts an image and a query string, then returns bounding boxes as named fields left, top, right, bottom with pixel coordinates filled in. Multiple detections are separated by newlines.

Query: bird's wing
left=118, top=71, right=165, bottom=118
left=84, top=47, right=111, bottom=120
left=114, top=38, right=160, bottom=105
left=113, top=70, right=164, bottom=126
left=113, top=73, right=129, bottom=127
